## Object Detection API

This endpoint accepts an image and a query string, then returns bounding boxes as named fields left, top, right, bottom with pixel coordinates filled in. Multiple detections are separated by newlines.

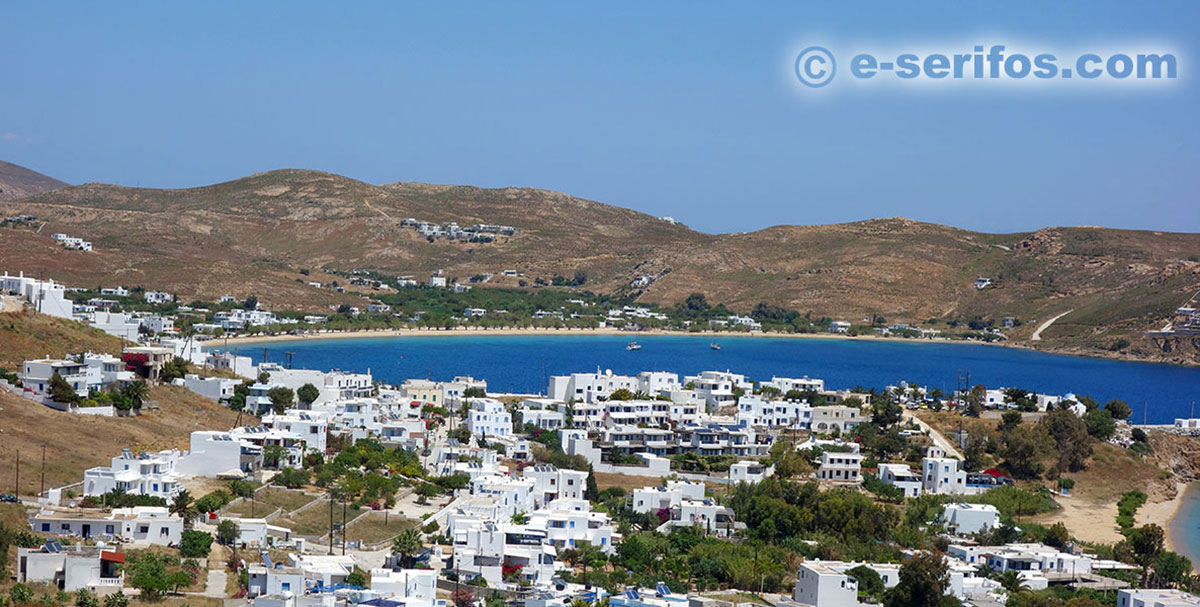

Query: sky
left=2, top=2, right=1197, bottom=234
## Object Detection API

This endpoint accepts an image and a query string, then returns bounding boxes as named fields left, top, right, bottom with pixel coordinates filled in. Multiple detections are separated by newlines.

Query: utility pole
left=39, top=446, right=46, bottom=496
left=341, top=499, right=347, bottom=555
left=14, top=450, right=19, bottom=495
left=328, top=495, right=335, bottom=555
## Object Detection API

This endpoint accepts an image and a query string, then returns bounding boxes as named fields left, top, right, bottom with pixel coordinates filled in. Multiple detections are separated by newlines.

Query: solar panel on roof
left=45, top=539, right=63, bottom=553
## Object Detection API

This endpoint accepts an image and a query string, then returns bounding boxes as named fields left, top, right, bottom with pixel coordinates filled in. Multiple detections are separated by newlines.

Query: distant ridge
left=0, top=160, right=68, bottom=201
left=0, top=167, right=1197, bottom=365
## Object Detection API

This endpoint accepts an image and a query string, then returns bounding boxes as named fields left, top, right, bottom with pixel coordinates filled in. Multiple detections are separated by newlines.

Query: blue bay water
left=218, top=334, right=1200, bottom=424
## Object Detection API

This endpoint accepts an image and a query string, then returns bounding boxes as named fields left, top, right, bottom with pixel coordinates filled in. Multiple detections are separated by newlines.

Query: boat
left=626, top=341, right=642, bottom=351
left=710, top=342, right=721, bottom=350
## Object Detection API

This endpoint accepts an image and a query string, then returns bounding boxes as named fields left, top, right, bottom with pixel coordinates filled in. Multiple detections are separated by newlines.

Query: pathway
left=202, top=569, right=227, bottom=598
left=906, top=413, right=961, bottom=458
left=1031, top=310, right=1074, bottom=341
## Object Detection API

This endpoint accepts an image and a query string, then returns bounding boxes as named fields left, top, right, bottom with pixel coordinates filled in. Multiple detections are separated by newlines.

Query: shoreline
left=1156, top=481, right=1196, bottom=559
left=198, top=327, right=1198, bottom=368
left=203, top=326, right=1011, bottom=348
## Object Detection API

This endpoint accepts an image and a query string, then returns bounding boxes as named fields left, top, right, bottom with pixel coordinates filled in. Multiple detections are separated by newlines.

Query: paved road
left=906, top=413, right=961, bottom=458
left=202, top=569, right=228, bottom=598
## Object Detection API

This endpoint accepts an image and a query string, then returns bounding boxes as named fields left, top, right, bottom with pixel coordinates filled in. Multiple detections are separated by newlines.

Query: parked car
left=0, top=493, right=21, bottom=503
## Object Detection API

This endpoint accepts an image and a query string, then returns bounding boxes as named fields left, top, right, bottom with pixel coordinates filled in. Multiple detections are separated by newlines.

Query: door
left=82, top=524, right=91, bottom=538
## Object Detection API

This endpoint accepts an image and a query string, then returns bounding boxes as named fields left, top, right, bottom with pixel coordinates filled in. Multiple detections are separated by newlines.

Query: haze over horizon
left=2, top=2, right=1197, bottom=234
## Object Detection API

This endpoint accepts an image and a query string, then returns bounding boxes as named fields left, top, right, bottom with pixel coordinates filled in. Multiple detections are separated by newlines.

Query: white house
left=21, top=357, right=90, bottom=398
left=177, top=430, right=263, bottom=478
left=30, top=507, right=183, bottom=546
left=793, top=560, right=901, bottom=607
left=83, top=448, right=183, bottom=499
left=369, top=568, right=438, bottom=604
left=467, top=398, right=512, bottom=438
left=183, top=374, right=241, bottom=403
left=877, top=463, right=923, bottom=498
left=144, top=291, right=172, bottom=305
left=1117, top=589, right=1200, bottom=607
left=940, top=503, right=1000, bottom=535
left=524, top=465, right=588, bottom=507
left=16, top=544, right=125, bottom=592
left=729, top=460, right=774, bottom=484
left=1, top=271, right=75, bottom=319
left=817, top=450, right=863, bottom=485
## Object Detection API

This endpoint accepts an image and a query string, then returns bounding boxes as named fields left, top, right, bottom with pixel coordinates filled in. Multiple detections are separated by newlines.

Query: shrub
left=180, top=530, right=214, bottom=557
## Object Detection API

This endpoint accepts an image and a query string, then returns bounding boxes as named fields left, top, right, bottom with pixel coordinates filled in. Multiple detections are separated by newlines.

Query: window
left=105, top=525, right=115, bottom=534
left=41, top=523, right=50, bottom=532
left=139, top=526, right=149, bottom=534
left=62, top=523, right=70, bottom=531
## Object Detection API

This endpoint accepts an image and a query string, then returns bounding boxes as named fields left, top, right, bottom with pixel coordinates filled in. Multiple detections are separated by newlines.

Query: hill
left=0, top=160, right=67, bottom=201
left=0, top=309, right=252, bottom=497
left=0, top=169, right=1197, bottom=364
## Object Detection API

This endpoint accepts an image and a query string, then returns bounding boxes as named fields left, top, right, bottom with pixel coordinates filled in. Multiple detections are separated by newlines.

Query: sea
left=215, top=333, right=1200, bottom=424
left=216, top=332, right=1200, bottom=556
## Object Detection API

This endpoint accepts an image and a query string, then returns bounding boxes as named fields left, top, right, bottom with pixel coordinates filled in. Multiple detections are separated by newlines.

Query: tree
left=243, top=295, right=258, bottom=310
left=996, top=570, right=1028, bottom=593
left=585, top=466, right=600, bottom=501
left=1155, top=551, right=1192, bottom=588
left=962, top=435, right=989, bottom=473
left=1083, top=409, right=1117, bottom=441
left=121, top=381, right=150, bottom=410
left=998, top=411, right=1023, bottom=434
left=1130, top=524, right=1165, bottom=586
left=75, top=589, right=100, bottom=607
left=965, top=385, right=987, bottom=417
left=10, top=584, right=34, bottom=605
left=169, top=490, right=197, bottom=528
left=103, top=591, right=129, bottom=607
left=846, top=565, right=885, bottom=601
left=391, top=527, right=424, bottom=568
left=263, top=444, right=288, bottom=469
left=160, top=357, right=190, bottom=382
left=463, top=386, right=486, bottom=398
left=609, top=388, right=634, bottom=401
left=217, top=519, right=240, bottom=546
left=575, top=540, right=605, bottom=586
left=451, top=589, right=474, bottom=607
left=268, top=386, right=295, bottom=414
left=345, top=571, right=366, bottom=587
left=128, top=553, right=172, bottom=601
left=297, top=383, right=320, bottom=407
left=884, top=551, right=957, bottom=607
left=1000, top=430, right=1044, bottom=479
left=48, top=372, right=81, bottom=404
left=872, top=400, right=902, bottom=428
left=1105, top=399, right=1133, bottom=421
left=1044, top=522, right=1069, bottom=549
left=180, top=530, right=214, bottom=558
left=1040, top=409, right=1093, bottom=471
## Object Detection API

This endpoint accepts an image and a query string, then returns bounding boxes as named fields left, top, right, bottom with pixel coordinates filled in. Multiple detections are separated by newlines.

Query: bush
left=102, top=591, right=128, bottom=607
left=273, top=467, right=310, bottom=489
left=180, top=530, right=214, bottom=557
left=9, top=584, right=34, bottom=606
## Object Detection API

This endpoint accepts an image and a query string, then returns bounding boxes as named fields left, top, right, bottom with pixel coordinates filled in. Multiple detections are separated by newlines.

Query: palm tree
left=391, top=527, right=424, bottom=568
left=996, top=570, right=1029, bottom=593
left=511, top=512, right=529, bottom=525
left=122, top=381, right=150, bottom=410
left=169, top=490, right=198, bottom=528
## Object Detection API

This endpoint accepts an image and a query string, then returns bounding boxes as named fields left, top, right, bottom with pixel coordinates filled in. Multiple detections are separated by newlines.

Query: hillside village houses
left=51, top=232, right=93, bottom=251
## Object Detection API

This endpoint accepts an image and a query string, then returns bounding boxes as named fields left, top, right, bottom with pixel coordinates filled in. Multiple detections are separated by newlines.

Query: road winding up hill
left=1, top=164, right=1197, bottom=364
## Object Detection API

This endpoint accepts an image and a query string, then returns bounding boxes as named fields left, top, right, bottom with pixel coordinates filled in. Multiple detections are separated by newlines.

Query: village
left=1, top=268, right=1196, bottom=607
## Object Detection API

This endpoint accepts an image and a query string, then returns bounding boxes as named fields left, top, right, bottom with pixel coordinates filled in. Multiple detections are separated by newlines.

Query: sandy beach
left=1144, top=481, right=1193, bottom=554
left=204, top=325, right=1004, bottom=348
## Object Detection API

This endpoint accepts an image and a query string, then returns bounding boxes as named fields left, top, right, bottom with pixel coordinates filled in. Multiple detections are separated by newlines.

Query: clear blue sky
left=2, top=2, right=1197, bottom=234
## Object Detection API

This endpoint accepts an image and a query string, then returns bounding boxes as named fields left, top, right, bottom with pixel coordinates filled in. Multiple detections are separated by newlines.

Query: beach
left=1155, top=481, right=1197, bottom=558
left=205, top=325, right=1002, bottom=348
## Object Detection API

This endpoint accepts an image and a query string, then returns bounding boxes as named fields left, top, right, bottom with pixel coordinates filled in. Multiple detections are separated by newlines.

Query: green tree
left=169, top=490, right=198, bottom=528
left=1155, top=551, right=1192, bottom=588
left=964, top=385, right=987, bottom=417
left=996, top=570, right=1028, bottom=593
left=1000, top=430, right=1044, bottom=479
left=872, top=400, right=902, bottom=428
left=1083, top=409, right=1116, bottom=441
left=1105, top=399, right=1133, bottom=420
left=608, top=388, right=634, bottom=401
left=585, top=466, right=600, bottom=501
left=268, top=386, right=295, bottom=414
left=998, top=411, right=1023, bottom=433
left=103, top=591, right=129, bottom=607
left=180, top=530, right=214, bottom=558
left=1130, top=524, right=1165, bottom=586
left=463, top=386, right=486, bottom=398
left=1040, top=409, right=1093, bottom=472
left=48, top=372, right=81, bottom=404
left=75, top=589, right=100, bottom=607
left=217, top=519, right=240, bottom=546
left=273, top=467, right=309, bottom=488
left=297, top=383, right=320, bottom=406
left=345, top=571, right=367, bottom=587
left=121, top=381, right=150, bottom=410
left=884, top=552, right=958, bottom=607
left=391, top=527, right=424, bottom=568
left=128, top=553, right=172, bottom=601
left=846, top=565, right=885, bottom=601
left=10, top=584, right=34, bottom=605
left=1044, top=522, right=1070, bottom=550
left=263, top=444, right=288, bottom=469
